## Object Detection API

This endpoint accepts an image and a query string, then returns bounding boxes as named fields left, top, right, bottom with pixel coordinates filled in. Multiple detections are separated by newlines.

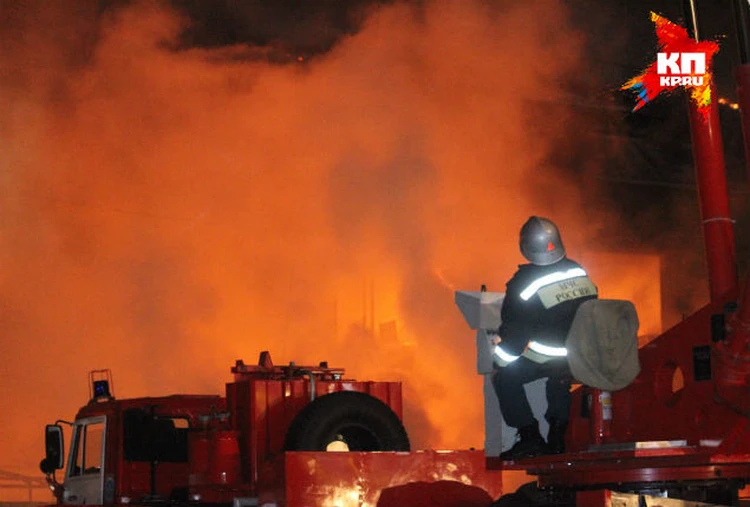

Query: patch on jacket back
left=537, top=276, right=597, bottom=309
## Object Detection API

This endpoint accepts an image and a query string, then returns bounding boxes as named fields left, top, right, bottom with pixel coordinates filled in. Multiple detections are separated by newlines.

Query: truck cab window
left=69, top=421, right=104, bottom=477
left=123, top=409, right=189, bottom=463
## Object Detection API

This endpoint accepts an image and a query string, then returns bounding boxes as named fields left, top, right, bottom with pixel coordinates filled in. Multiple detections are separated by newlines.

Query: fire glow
left=1, top=1, right=667, bottom=487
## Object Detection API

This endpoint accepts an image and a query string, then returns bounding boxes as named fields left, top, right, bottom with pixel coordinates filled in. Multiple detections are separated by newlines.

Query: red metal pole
left=713, top=0, right=750, bottom=383
left=683, top=0, right=737, bottom=301
left=723, top=0, right=750, bottom=357
left=687, top=97, right=737, bottom=301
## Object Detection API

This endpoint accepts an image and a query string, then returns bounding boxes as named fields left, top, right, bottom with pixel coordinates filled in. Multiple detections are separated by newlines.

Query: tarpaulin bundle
left=566, top=299, right=640, bottom=391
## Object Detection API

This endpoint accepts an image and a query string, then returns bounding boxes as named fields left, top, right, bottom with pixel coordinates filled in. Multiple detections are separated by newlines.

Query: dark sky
left=164, top=1, right=743, bottom=95
left=84, top=1, right=741, bottom=96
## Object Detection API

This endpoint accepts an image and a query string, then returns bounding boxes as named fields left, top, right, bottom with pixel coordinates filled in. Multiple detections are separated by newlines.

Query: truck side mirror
left=42, top=424, right=64, bottom=473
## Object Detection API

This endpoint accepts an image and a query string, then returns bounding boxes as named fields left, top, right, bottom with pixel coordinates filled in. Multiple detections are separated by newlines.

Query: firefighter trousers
left=491, top=356, right=572, bottom=429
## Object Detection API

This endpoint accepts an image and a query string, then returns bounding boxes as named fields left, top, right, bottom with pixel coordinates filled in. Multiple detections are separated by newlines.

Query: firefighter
left=492, top=216, right=598, bottom=460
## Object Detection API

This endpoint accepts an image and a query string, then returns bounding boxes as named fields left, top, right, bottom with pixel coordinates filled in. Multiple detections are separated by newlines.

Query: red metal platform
left=492, top=446, right=750, bottom=488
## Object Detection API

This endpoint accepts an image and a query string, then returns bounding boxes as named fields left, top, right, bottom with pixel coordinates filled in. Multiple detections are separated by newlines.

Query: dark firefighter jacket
left=497, top=257, right=598, bottom=361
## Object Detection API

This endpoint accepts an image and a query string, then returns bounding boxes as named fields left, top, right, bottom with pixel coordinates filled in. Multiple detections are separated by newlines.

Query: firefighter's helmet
left=520, top=216, right=565, bottom=265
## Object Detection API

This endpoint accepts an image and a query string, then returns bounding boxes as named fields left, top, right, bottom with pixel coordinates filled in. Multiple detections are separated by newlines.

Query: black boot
left=546, top=419, right=568, bottom=454
left=499, top=422, right=546, bottom=461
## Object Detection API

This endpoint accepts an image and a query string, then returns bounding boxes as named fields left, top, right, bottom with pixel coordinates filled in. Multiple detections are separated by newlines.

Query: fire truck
left=39, top=1, right=750, bottom=506
left=39, top=355, right=504, bottom=507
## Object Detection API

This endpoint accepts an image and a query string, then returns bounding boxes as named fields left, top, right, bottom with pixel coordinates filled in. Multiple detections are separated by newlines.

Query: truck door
left=64, top=416, right=106, bottom=505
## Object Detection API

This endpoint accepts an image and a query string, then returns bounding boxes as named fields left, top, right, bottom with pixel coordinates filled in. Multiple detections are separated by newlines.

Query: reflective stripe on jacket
left=520, top=268, right=596, bottom=310
left=494, top=340, right=567, bottom=367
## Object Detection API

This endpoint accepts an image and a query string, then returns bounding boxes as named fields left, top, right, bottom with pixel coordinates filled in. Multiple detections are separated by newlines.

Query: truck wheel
left=283, top=391, right=410, bottom=452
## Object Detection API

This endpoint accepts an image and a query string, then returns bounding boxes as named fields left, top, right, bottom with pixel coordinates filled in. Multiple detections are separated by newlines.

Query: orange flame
left=0, top=2, right=683, bottom=493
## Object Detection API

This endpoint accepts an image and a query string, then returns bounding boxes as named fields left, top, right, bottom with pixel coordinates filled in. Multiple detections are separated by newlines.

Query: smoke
left=0, top=0, right=659, bottom=484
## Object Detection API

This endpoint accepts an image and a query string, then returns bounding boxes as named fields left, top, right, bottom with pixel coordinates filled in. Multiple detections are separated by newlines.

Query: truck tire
left=283, top=391, right=410, bottom=452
